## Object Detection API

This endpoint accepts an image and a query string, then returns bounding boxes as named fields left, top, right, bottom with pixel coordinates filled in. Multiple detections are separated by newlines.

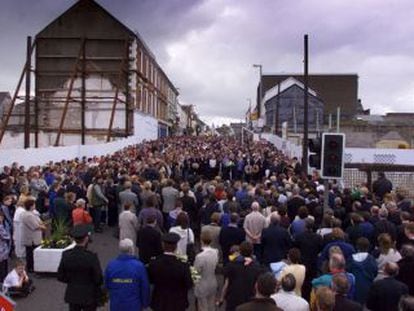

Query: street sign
left=0, top=292, right=15, bottom=311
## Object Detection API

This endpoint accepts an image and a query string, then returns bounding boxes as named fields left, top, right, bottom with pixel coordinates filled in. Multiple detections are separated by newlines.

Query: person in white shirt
left=3, top=260, right=34, bottom=297
left=194, top=231, right=219, bottom=311
left=169, top=212, right=194, bottom=257
left=278, top=248, right=306, bottom=297
left=119, top=202, right=139, bottom=245
left=272, top=273, right=309, bottom=311
left=375, top=233, right=402, bottom=280
left=13, top=203, right=28, bottom=259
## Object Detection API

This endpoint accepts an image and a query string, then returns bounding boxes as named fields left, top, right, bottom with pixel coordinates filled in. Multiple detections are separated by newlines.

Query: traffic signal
left=308, top=137, right=321, bottom=169
left=321, top=133, right=345, bottom=179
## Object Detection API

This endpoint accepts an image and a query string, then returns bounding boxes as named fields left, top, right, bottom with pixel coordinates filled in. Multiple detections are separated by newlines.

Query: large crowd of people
left=0, top=135, right=413, bottom=311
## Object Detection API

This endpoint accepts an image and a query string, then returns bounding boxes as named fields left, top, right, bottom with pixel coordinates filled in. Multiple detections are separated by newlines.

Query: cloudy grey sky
left=1, top=0, right=414, bottom=125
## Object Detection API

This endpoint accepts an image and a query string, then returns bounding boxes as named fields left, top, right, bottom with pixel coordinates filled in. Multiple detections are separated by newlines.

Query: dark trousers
left=25, top=244, right=38, bottom=272
left=0, top=259, right=8, bottom=282
left=9, top=279, right=33, bottom=297
left=90, top=206, right=102, bottom=230
left=162, top=212, right=170, bottom=231
left=69, top=304, right=96, bottom=311
left=253, top=243, right=262, bottom=263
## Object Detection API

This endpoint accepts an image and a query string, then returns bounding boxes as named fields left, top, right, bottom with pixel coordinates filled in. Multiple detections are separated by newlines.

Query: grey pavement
left=15, top=227, right=119, bottom=311
left=14, top=227, right=224, bottom=311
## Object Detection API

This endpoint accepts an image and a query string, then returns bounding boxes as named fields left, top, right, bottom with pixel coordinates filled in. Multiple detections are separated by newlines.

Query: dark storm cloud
left=1, top=0, right=414, bottom=125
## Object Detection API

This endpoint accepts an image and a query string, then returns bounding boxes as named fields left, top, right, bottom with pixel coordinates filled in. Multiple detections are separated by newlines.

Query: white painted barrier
left=0, top=112, right=159, bottom=168
left=260, top=133, right=303, bottom=160
left=260, top=133, right=414, bottom=165
left=344, top=148, right=414, bottom=165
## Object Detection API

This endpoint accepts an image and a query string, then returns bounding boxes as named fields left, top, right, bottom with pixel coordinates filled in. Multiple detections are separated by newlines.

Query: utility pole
left=247, top=98, right=252, bottom=130
left=302, top=34, right=309, bottom=171
left=253, top=64, right=263, bottom=118
left=274, top=82, right=280, bottom=135
left=337, top=106, right=341, bottom=133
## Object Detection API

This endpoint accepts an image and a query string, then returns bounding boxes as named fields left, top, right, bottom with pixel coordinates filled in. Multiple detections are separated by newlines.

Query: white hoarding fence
left=0, top=112, right=159, bottom=168
left=260, top=134, right=414, bottom=166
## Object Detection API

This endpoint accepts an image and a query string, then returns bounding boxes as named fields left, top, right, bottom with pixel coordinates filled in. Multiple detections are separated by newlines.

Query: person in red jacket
left=72, top=199, right=93, bottom=226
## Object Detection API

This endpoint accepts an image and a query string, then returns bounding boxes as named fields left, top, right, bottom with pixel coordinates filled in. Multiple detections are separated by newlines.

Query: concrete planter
left=34, top=242, right=76, bottom=273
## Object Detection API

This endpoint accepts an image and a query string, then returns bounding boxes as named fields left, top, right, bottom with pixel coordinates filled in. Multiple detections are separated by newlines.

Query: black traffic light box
left=321, top=133, right=345, bottom=179
left=308, top=137, right=321, bottom=169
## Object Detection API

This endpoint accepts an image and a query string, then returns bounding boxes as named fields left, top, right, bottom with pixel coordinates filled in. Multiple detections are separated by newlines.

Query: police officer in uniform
left=57, top=224, right=103, bottom=311
left=148, top=232, right=193, bottom=311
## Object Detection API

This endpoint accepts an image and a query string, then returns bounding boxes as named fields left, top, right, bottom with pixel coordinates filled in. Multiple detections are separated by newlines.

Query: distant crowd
left=0, top=136, right=413, bottom=311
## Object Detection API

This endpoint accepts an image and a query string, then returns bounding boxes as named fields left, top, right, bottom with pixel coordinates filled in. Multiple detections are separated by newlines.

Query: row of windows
left=135, top=84, right=169, bottom=121
left=137, top=47, right=175, bottom=100
left=136, top=45, right=177, bottom=122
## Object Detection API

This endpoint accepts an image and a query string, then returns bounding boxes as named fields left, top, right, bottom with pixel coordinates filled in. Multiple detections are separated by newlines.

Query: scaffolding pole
left=125, top=39, right=130, bottom=137
left=54, top=38, right=85, bottom=146
left=81, top=38, right=86, bottom=145
left=107, top=39, right=129, bottom=142
left=24, top=36, right=32, bottom=148
left=0, top=39, right=36, bottom=146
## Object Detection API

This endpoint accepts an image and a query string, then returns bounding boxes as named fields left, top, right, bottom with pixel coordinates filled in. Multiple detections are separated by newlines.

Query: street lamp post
left=246, top=98, right=252, bottom=130
left=252, top=64, right=263, bottom=119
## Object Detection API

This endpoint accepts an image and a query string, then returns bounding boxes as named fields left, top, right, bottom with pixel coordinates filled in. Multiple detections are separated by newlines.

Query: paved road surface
left=13, top=227, right=216, bottom=311
left=15, top=227, right=118, bottom=311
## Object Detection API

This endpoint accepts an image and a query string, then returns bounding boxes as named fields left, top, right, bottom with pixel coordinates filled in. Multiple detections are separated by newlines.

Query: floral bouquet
left=176, top=254, right=202, bottom=284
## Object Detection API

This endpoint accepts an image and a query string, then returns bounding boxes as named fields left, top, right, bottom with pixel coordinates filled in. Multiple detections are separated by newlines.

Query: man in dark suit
left=287, top=187, right=305, bottom=220
left=236, top=272, right=282, bottom=311
left=372, top=172, right=393, bottom=201
left=219, top=213, right=245, bottom=265
left=261, top=214, right=291, bottom=265
left=148, top=232, right=193, bottom=311
left=396, top=244, right=414, bottom=295
left=366, top=262, right=408, bottom=311
left=221, top=241, right=267, bottom=311
left=136, top=216, right=163, bottom=265
left=374, top=207, right=397, bottom=242
left=294, top=218, right=323, bottom=301
left=57, top=224, right=103, bottom=311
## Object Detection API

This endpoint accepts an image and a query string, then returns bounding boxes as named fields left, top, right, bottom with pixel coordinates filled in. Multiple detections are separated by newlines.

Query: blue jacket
left=312, top=271, right=356, bottom=299
left=105, top=255, right=150, bottom=311
left=318, top=240, right=355, bottom=268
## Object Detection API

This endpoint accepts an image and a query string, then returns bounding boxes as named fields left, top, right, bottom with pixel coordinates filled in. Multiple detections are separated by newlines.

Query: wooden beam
left=54, top=39, right=85, bottom=146
left=107, top=39, right=129, bottom=142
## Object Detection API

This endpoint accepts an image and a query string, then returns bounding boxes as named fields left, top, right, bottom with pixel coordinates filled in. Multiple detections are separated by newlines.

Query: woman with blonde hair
left=375, top=233, right=401, bottom=280
left=139, top=181, right=154, bottom=210
left=17, top=185, right=31, bottom=207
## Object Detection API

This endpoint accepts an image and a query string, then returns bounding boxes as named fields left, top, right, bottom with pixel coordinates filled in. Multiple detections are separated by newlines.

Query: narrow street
left=15, top=228, right=118, bottom=311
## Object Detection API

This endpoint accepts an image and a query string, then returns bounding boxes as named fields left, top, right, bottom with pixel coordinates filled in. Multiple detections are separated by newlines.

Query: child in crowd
left=3, top=260, right=35, bottom=297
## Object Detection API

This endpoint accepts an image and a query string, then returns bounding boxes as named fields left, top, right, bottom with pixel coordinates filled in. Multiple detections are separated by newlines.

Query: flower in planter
left=41, top=219, right=72, bottom=249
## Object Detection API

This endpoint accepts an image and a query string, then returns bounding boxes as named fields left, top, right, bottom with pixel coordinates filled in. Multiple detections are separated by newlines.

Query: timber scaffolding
left=0, top=35, right=134, bottom=148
